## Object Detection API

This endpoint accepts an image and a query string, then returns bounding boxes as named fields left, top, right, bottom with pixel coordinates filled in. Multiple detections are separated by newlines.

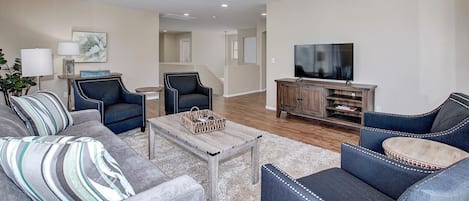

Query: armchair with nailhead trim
left=262, top=143, right=469, bottom=201
left=261, top=93, right=469, bottom=201
left=163, top=72, right=213, bottom=115
left=360, top=93, right=469, bottom=153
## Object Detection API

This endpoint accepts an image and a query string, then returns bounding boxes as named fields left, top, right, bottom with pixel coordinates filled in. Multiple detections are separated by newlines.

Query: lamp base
left=62, top=58, right=75, bottom=78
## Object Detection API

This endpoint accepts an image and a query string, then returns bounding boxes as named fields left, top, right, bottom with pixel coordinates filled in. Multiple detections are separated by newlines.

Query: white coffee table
left=148, top=114, right=262, bottom=201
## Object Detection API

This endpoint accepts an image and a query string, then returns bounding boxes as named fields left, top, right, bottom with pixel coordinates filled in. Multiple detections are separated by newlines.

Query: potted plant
left=0, top=49, right=36, bottom=106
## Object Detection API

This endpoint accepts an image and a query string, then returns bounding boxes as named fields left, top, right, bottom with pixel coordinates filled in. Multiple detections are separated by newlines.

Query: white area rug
left=120, top=129, right=340, bottom=201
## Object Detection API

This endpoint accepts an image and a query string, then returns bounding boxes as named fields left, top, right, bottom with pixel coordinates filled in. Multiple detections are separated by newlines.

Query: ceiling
left=89, top=0, right=273, bottom=32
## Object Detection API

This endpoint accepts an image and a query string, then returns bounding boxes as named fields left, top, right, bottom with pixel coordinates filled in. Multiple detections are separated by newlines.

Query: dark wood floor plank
left=146, top=92, right=359, bottom=152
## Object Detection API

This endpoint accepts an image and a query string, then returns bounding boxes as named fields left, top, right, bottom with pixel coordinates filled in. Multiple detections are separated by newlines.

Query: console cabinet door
left=279, top=83, right=299, bottom=112
left=299, top=85, right=324, bottom=117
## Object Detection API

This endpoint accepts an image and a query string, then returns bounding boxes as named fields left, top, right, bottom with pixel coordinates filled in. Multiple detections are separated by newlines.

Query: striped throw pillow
left=10, top=91, right=73, bottom=136
left=0, top=136, right=135, bottom=201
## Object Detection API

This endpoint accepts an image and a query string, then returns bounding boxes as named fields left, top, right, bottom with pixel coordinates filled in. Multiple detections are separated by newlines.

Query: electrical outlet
left=271, top=57, right=276, bottom=64
left=63, top=92, right=68, bottom=98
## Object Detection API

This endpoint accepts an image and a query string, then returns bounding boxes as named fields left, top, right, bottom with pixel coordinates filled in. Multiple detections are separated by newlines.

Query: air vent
left=160, top=13, right=196, bottom=21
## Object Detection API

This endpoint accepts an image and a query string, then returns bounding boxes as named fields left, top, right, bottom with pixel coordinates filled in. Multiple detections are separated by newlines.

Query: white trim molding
left=265, top=105, right=276, bottom=111
left=223, top=89, right=264, bottom=98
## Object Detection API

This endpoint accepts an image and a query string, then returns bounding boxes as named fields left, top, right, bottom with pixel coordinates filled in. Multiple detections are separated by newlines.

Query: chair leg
left=141, top=127, right=146, bottom=132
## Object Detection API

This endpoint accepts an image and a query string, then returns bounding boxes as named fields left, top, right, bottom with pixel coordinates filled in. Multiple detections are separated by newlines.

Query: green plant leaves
left=0, top=49, right=37, bottom=105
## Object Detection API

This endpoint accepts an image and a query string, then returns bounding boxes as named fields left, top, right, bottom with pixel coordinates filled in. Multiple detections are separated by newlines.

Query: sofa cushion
left=9, top=91, right=73, bottom=136
left=179, top=94, right=209, bottom=108
left=104, top=103, right=143, bottom=124
left=297, top=168, right=393, bottom=201
left=60, top=121, right=169, bottom=193
left=80, top=79, right=122, bottom=106
left=398, top=158, right=469, bottom=201
left=0, top=105, right=28, bottom=138
left=431, top=93, right=469, bottom=132
left=0, top=136, right=135, bottom=200
left=168, top=75, right=197, bottom=95
left=383, top=137, right=469, bottom=170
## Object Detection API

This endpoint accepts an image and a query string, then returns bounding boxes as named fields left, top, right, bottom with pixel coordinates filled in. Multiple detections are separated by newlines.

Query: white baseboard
left=223, top=89, right=264, bottom=98
left=265, top=105, right=276, bottom=111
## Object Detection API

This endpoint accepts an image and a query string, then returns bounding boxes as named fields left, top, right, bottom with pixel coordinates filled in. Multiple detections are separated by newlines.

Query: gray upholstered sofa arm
left=125, top=175, right=205, bottom=201
left=70, top=109, right=101, bottom=125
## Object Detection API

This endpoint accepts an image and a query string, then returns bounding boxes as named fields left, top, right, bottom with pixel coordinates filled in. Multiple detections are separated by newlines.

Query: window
left=243, top=37, right=257, bottom=64
left=232, top=40, right=238, bottom=60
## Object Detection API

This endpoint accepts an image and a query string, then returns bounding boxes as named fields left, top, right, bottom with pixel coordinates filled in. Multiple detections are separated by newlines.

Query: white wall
left=455, top=0, right=469, bottom=94
left=191, top=31, right=225, bottom=78
left=266, top=0, right=469, bottom=114
left=225, top=64, right=261, bottom=97
left=0, top=0, right=159, bottom=104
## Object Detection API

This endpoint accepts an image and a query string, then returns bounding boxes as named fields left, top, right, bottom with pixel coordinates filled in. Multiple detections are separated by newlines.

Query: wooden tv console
left=276, top=78, right=377, bottom=128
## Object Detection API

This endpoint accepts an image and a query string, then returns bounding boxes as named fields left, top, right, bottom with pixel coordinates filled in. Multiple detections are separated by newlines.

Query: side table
left=135, top=86, right=163, bottom=116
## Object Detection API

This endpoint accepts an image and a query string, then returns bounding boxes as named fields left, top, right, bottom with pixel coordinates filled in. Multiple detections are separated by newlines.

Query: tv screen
left=294, top=43, right=353, bottom=81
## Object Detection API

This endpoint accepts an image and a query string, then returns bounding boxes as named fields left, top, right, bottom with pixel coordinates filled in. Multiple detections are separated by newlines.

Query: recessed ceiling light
left=183, top=13, right=190, bottom=16
left=261, top=12, right=267, bottom=16
left=212, top=16, right=217, bottom=19
left=221, top=3, right=229, bottom=8
left=163, top=30, right=167, bottom=32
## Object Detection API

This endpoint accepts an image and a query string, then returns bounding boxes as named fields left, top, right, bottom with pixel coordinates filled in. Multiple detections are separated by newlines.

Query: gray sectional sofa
left=0, top=105, right=205, bottom=201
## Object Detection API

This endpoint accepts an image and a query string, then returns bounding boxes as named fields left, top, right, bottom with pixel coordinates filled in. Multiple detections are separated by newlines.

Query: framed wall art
left=72, top=31, right=107, bottom=63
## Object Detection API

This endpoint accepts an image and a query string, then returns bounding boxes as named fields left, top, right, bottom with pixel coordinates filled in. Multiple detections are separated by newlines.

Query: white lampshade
left=57, top=42, right=79, bottom=56
left=21, top=48, right=53, bottom=77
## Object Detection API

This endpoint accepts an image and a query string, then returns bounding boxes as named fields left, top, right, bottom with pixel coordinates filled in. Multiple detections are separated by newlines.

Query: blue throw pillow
left=431, top=93, right=469, bottom=132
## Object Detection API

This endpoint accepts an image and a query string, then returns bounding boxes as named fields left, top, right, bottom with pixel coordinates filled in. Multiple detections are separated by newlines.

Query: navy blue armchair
left=360, top=93, right=469, bottom=154
left=73, top=76, right=146, bottom=134
left=164, top=72, right=212, bottom=114
left=262, top=143, right=469, bottom=201
left=261, top=93, right=469, bottom=201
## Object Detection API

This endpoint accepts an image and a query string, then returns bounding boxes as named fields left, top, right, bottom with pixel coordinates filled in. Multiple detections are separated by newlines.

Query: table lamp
left=57, top=42, right=79, bottom=77
left=21, top=48, right=53, bottom=91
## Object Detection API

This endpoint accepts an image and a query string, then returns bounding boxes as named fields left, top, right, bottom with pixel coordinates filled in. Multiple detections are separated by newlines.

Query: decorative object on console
left=0, top=136, right=136, bottom=201
left=10, top=91, right=73, bottom=136
left=80, top=69, right=110, bottom=78
left=72, top=31, right=107, bottom=63
left=57, top=42, right=79, bottom=77
left=20, top=48, right=53, bottom=91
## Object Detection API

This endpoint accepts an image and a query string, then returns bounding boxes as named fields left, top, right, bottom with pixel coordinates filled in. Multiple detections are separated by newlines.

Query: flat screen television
left=294, top=43, right=353, bottom=81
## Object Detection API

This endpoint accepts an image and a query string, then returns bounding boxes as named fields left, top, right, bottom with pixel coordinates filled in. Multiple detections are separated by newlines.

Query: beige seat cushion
left=383, top=137, right=469, bottom=170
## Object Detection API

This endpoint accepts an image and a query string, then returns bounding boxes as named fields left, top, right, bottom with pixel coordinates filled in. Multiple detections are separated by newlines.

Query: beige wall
left=0, top=0, right=159, bottom=104
left=225, top=64, right=261, bottom=97
left=455, top=0, right=469, bottom=94
left=266, top=0, right=469, bottom=114
left=191, top=31, right=225, bottom=78
left=160, top=33, right=178, bottom=62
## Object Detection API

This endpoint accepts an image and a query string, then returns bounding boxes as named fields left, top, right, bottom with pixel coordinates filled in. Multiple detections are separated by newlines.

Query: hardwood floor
left=146, top=92, right=359, bottom=152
